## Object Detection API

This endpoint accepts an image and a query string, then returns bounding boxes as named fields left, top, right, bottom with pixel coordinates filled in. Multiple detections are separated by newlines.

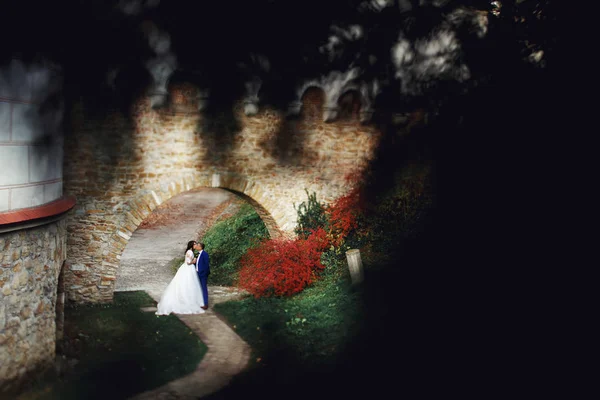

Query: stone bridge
left=63, top=83, right=383, bottom=303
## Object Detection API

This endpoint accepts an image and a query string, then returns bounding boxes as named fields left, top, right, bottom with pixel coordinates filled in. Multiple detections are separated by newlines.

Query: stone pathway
left=114, top=187, right=237, bottom=299
left=131, top=287, right=251, bottom=400
left=111, top=188, right=252, bottom=399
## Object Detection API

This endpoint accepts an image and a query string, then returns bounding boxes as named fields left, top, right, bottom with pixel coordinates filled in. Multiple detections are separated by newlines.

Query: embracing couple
left=155, top=240, right=210, bottom=315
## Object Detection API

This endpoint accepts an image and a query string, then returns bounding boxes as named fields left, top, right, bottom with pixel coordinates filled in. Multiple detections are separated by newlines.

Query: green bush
left=202, top=203, right=269, bottom=286
left=293, top=190, right=328, bottom=238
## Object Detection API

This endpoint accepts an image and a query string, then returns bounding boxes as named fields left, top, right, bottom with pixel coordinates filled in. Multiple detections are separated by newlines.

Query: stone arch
left=99, top=173, right=286, bottom=301
left=208, top=172, right=285, bottom=239
left=337, top=89, right=363, bottom=121
left=300, top=86, right=326, bottom=120
left=291, top=72, right=365, bottom=123
left=286, top=80, right=321, bottom=117
left=220, top=189, right=281, bottom=236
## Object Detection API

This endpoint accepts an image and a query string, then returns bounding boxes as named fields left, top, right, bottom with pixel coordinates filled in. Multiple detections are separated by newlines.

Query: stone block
left=125, top=211, right=142, bottom=226
left=6, top=316, right=20, bottom=329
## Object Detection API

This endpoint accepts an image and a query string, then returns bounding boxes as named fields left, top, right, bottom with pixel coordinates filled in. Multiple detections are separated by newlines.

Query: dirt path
left=112, top=187, right=252, bottom=399
left=114, top=187, right=237, bottom=300
left=132, top=285, right=252, bottom=400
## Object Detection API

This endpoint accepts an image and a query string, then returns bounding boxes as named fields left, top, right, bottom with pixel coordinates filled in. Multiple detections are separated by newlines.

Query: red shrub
left=304, top=226, right=331, bottom=252
left=237, top=173, right=370, bottom=299
left=325, top=186, right=365, bottom=246
left=238, top=228, right=330, bottom=298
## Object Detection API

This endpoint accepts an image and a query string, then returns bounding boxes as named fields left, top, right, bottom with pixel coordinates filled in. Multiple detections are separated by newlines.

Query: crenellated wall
left=63, top=83, right=383, bottom=303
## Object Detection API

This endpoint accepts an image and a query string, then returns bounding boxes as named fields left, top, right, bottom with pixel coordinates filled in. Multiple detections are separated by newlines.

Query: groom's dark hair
left=186, top=240, right=196, bottom=254
left=199, top=242, right=205, bottom=249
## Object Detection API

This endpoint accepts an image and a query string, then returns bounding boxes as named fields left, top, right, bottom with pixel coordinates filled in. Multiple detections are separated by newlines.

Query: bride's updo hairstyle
left=186, top=240, right=195, bottom=255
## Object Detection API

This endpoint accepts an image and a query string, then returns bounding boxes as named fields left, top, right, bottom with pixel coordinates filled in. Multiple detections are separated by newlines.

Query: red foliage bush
left=238, top=228, right=330, bottom=297
left=325, top=185, right=366, bottom=247
left=238, top=172, right=368, bottom=298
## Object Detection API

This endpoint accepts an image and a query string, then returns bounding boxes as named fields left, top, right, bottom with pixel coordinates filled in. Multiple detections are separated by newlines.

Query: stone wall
left=63, top=83, right=383, bottom=303
left=0, top=219, right=67, bottom=393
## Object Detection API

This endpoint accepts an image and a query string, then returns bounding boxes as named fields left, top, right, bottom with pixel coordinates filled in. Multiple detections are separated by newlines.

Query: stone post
left=345, top=249, right=364, bottom=285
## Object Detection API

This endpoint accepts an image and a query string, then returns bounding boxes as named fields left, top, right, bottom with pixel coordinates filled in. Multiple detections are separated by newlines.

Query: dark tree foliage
left=2, top=0, right=559, bottom=113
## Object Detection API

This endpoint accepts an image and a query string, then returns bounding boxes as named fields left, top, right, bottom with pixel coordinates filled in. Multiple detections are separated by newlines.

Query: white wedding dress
left=155, top=250, right=206, bottom=315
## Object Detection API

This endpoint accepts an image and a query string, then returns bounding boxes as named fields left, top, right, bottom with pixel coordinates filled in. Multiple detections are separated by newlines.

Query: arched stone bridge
left=63, top=83, right=384, bottom=303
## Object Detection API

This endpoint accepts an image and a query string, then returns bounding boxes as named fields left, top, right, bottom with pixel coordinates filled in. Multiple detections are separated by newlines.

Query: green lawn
left=19, top=291, right=207, bottom=400
left=214, top=269, right=365, bottom=372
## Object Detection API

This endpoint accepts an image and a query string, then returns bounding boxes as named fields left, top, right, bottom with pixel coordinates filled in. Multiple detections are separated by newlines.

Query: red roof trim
left=0, top=196, right=76, bottom=225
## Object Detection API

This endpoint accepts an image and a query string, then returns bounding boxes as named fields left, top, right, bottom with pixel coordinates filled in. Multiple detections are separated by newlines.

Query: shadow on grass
left=206, top=271, right=372, bottom=400
left=16, top=291, right=207, bottom=400
left=203, top=228, right=481, bottom=399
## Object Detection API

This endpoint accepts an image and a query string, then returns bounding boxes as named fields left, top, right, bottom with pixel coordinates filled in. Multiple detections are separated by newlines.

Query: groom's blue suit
left=196, top=249, right=210, bottom=307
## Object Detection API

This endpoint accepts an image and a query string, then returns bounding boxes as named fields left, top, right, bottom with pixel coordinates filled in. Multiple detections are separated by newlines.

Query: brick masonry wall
left=0, top=219, right=67, bottom=392
left=63, top=83, right=383, bottom=303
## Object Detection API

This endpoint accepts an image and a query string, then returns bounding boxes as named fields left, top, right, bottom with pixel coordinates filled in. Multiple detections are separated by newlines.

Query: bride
left=156, top=240, right=206, bottom=315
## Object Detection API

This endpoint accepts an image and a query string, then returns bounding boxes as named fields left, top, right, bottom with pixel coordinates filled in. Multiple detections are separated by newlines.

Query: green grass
left=203, top=203, right=270, bottom=286
left=206, top=260, right=367, bottom=400
left=21, top=291, right=207, bottom=400
left=213, top=249, right=364, bottom=372
left=200, top=171, right=433, bottom=393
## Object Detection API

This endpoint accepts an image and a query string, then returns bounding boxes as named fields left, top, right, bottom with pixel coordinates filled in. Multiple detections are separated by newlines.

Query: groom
left=194, top=242, right=210, bottom=310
